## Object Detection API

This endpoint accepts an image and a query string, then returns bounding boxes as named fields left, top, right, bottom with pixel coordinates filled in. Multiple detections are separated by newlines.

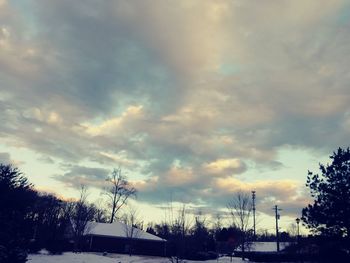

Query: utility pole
left=296, top=218, right=300, bottom=244
left=273, top=205, right=281, bottom=252
left=252, top=191, right=256, bottom=240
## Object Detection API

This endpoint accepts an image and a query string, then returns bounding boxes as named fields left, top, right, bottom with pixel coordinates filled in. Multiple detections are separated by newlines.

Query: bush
left=0, top=246, right=7, bottom=262
left=46, top=240, right=64, bottom=255
left=0, top=245, right=28, bottom=263
left=27, top=240, right=41, bottom=254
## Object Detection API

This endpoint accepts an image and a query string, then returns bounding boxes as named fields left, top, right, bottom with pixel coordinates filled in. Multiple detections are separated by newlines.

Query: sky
left=1, top=0, right=350, bottom=233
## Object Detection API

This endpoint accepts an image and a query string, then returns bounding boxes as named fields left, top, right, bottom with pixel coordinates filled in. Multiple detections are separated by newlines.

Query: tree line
left=1, top=146, right=350, bottom=262
left=0, top=163, right=297, bottom=262
left=0, top=164, right=137, bottom=262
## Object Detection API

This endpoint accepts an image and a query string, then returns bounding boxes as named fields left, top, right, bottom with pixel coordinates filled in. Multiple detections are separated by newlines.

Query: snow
left=28, top=252, right=245, bottom=263
left=85, top=221, right=165, bottom=242
left=28, top=253, right=117, bottom=263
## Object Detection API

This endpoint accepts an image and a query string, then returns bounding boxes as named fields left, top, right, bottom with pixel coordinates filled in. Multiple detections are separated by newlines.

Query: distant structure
left=68, top=221, right=167, bottom=256
left=252, top=191, right=256, bottom=240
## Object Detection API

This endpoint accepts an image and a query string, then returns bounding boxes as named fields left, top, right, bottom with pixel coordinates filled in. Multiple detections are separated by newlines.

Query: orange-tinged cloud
left=23, top=108, right=63, bottom=125
left=204, top=158, right=244, bottom=176
left=131, top=176, right=159, bottom=192
left=164, top=165, right=197, bottom=187
left=85, top=105, right=144, bottom=136
left=215, top=177, right=299, bottom=200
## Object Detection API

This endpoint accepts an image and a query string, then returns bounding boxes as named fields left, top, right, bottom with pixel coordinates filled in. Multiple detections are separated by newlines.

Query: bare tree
left=69, top=186, right=96, bottom=251
left=173, top=204, right=191, bottom=238
left=227, top=191, right=253, bottom=259
left=169, top=203, right=192, bottom=262
left=92, top=199, right=109, bottom=223
left=103, top=168, right=136, bottom=223
left=287, top=222, right=298, bottom=242
left=122, top=208, right=143, bottom=256
left=212, top=213, right=222, bottom=232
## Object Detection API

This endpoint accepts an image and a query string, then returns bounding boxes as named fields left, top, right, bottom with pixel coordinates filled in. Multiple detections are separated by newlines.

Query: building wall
left=83, top=235, right=167, bottom=257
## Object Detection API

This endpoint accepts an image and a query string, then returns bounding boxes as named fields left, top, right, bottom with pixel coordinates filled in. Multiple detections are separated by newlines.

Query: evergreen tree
left=302, top=147, right=350, bottom=239
left=0, top=163, right=36, bottom=263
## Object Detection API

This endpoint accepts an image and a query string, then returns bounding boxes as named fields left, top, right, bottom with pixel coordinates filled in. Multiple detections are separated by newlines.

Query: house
left=82, top=221, right=167, bottom=256
left=234, top=242, right=292, bottom=262
left=248, top=241, right=290, bottom=252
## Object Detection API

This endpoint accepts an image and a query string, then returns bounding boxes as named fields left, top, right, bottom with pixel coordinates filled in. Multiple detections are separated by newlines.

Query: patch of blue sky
left=10, top=0, right=39, bottom=39
left=218, top=63, right=241, bottom=76
left=336, top=4, right=350, bottom=25
left=240, top=146, right=329, bottom=184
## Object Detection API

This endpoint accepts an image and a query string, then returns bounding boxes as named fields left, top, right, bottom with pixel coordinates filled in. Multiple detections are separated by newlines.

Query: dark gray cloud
left=53, top=164, right=110, bottom=189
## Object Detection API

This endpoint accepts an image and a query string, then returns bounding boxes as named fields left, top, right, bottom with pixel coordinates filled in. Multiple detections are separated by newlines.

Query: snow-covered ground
left=28, top=243, right=291, bottom=263
left=28, top=252, right=245, bottom=263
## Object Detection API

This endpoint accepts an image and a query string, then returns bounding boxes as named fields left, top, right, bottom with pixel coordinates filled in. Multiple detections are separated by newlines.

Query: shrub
left=0, top=246, right=28, bottom=263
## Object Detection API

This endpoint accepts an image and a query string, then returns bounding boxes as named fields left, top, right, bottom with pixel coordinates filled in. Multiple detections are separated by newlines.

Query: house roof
left=85, top=221, right=166, bottom=242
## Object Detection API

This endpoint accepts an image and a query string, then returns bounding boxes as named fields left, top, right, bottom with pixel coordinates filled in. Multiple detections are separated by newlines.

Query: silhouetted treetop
left=302, top=147, right=350, bottom=238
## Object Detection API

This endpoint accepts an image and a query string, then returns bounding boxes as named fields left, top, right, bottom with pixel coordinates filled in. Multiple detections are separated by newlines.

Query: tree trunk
left=110, top=200, right=116, bottom=223
left=241, top=234, right=245, bottom=260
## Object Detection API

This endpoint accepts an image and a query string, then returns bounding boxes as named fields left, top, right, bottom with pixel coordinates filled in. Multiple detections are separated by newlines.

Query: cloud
left=84, top=105, right=144, bottom=136
left=212, top=177, right=309, bottom=217
left=53, top=164, right=110, bottom=189
left=0, top=152, right=11, bottom=164
left=133, top=171, right=310, bottom=218
left=0, top=0, right=349, bottom=218
left=0, top=152, right=24, bottom=166
left=37, top=155, right=55, bottom=164
left=204, top=158, right=246, bottom=176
